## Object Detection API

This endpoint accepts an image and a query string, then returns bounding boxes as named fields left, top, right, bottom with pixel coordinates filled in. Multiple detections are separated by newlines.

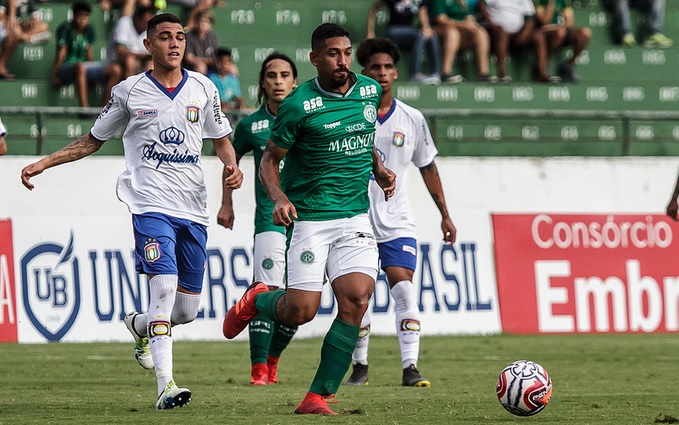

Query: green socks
left=248, top=314, right=273, bottom=365
left=309, top=318, right=360, bottom=396
left=254, top=289, right=285, bottom=322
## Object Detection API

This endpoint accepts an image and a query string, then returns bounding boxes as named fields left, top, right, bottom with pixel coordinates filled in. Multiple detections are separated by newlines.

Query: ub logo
left=20, top=232, right=81, bottom=341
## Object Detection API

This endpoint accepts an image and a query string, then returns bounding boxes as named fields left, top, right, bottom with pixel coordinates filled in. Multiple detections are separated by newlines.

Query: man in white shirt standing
left=345, top=37, right=456, bottom=387
left=21, top=13, right=243, bottom=410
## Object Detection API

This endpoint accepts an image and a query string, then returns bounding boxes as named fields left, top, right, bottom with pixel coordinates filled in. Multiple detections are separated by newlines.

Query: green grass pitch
left=0, top=333, right=677, bottom=424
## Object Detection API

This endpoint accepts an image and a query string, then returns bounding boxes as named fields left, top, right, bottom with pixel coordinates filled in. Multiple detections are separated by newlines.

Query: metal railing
left=2, top=106, right=679, bottom=156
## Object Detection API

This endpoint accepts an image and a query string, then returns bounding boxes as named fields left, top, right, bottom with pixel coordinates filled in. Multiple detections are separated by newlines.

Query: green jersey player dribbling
left=222, top=23, right=396, bottom=415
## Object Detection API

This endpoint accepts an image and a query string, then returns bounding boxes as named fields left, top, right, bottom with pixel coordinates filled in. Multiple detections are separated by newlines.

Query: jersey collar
left=146, top=68, right=189, bottom=100
left=377, top=99, right=397, bottom=124
left=312, top=72, right=358, bottom=98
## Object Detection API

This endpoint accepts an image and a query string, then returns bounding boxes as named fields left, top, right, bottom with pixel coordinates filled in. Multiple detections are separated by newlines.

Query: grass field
left=1, top=333, right=677, bottom=424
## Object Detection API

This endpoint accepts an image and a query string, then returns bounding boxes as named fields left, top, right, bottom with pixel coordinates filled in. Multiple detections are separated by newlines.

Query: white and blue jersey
left=91, top=68, right=232, bottom=226
left=368, top=98, right=437, bottom=243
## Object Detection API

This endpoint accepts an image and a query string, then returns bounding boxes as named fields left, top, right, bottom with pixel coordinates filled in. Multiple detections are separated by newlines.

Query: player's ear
left=143, top=37, right=152, bottom=53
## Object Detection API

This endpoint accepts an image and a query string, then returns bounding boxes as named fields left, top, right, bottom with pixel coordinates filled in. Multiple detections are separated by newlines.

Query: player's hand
left=375, top=166, right=396, bottom=201
left=667, top=200, right=678, bottom=221
left=442, top=217, right=457, bottom=245
left=217, top=204, right=235, bottom=229
left=272, top=198, right=297, bottom=227
left=21, top=162, right=44, bottom=190
left=224, top=165, right=243, bottom=190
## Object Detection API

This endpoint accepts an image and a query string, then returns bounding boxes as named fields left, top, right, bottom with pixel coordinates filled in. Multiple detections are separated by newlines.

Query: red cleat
left=266, top=355, right=279, bottom=384
left=250, top=362, right=268, bottom=386
left=222, top=282, right=268, bottom=339
left=294, top=392, right=338, bottom=415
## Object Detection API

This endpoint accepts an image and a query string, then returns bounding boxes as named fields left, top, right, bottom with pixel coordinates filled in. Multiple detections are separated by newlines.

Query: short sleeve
left=269, top=97, right=302, bottom=149
left=90, top=83, right=129, bottom=141
left=201, top=79, right=232, bottom=139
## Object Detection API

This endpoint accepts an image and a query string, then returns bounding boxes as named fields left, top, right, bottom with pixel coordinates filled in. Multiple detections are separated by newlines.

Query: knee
left=286, top=307, right=316, bottom=326
left=172, top=307, right=198, bottom=325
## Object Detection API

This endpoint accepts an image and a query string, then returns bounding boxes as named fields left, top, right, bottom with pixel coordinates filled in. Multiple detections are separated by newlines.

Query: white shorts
left=253, top=231, right=286, bottom=288
left=286, top=213, right=379, bottom=292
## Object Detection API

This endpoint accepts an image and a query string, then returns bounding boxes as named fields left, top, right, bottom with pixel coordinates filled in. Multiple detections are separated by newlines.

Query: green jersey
left=535, top=0, right=571, bottom=25
left=232, top=105, right=285, bottom=234
left=270, top=73, right=382, bottom=221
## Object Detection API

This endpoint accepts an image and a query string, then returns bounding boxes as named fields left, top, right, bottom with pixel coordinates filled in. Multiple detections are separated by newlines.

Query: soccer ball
left=496, top=360, right=552, bottom=416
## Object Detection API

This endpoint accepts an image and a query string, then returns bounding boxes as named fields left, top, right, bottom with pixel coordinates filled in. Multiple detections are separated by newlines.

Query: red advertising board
left=493, top=214, right=679, bottom=334
left=0, top=219, right=18, bottom=342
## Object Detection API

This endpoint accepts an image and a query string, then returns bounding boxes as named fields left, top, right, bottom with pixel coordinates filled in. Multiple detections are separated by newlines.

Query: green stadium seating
left=2, top=0, right=679, bottom=156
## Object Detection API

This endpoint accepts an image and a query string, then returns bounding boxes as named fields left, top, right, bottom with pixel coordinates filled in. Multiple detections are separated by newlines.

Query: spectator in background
left=52, top=1, right=122, bottom=107
left=366, top=0, right=441, bottom=85
left=601, top=0, right=672, bottom=48
left=479, top=0, right=559, bottom=83
left=0, top=0, right=50, bottom=45
left=108, top=3, right=156, bottom=78
left=183, top=8, right=218, bottom=75
left=0, top=116, right=7, bottom=155
left=429, top=0, right=493, bottom=83
left=534, top=0, right=591, bottom=83
left=0, top=0, right=19, bottom=79
left=210, top=47, right=246, bottom=112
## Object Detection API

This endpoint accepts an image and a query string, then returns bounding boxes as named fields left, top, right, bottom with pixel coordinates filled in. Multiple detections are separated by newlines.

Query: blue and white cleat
left=124, top=312, right=154, bottom=370
left=156, top=380, right=192, bottom=410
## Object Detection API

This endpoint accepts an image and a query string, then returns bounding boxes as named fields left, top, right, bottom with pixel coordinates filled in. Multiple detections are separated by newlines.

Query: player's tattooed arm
left=21, top=133, right=104, bottom=190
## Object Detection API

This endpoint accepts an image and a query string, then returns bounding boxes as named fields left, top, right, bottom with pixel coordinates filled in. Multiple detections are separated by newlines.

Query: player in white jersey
left=345, top=37, right=457, bottom=387
left=21, top=13, right=243, bottom=410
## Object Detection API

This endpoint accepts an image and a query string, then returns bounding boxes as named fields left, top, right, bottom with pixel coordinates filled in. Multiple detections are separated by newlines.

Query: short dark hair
left=215, top=47, right=232, bottom=58
left=147, top=13, right=180, bottom=35
left=311, top=23, right=350, bottom=52
left=258, top=52, right=297, bottom=105
left=71, top=0, right=91, bottom=15
left=356, top=37, right=401, bottom=67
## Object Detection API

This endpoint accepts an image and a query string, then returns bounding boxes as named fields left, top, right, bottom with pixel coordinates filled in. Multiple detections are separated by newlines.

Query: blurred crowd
left=0, top=0, right=674, bottom=109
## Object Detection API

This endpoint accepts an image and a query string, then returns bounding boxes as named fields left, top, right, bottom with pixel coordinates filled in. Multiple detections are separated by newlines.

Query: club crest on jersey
left=363, top=104, right=377, bottom=123
left=186, top=105, right=200, bottom=123
left=144, top=238, right=161, bottom=263
left=392, top=132, right=405, bottom=147
left=159, top=126, right=185, bottom=145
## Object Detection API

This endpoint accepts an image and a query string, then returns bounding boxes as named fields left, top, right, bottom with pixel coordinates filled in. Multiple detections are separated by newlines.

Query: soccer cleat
left=250, top=362, right=268, bottom=386
left=124, top=312, right=154, bottom=370
left=294, top=392, right=338, bottom=415
left=155, top=380, right=191, bottom=410
left=222, top=282, right=268, bottom=339
left=344, top=362, right=368, bottom=386
left=267, top=355, right=280, bottom=384
left=644, top=33, right=673, bottom=48
left=402, top=364, right=431, bottom=387
left=621, top=33, right=637, bottom=47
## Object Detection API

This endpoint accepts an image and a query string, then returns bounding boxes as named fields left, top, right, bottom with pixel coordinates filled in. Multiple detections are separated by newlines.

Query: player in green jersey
left=222, top=23, right=396, bottom=415
left=218, top=52, right=299, bottom=386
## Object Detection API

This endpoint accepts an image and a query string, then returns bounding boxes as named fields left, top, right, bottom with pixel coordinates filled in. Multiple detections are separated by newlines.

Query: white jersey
left=91, top=69, right=232, bottom=226
left=484, top=0, right=536, bottom=34
left=368, top=99, right=437, bottom=243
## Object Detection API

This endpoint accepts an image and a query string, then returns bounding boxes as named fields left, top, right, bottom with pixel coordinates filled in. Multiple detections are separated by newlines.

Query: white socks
left=391, top=280, right=421, bottom=369
left=148, top=274, right=178, bottom=396
left=351, top=311, right=371, bottom=365
left=171, top=291, right=201, bottom=325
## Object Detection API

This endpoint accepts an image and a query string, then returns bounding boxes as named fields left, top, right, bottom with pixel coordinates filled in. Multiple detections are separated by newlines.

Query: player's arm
left=217, top=152, right=243, bottom=229
left=420, top=161, right=456, bottom=244
left=213, top=135, right=243, bottom=191
left=0, top=135, right=7, bottom=156
left=372, top=146, right=396, bottom=201
left=666, top=170, right=679, bottom=220
left=260, top=139, right=296, bottom=226
left=21, top=133, right=105, bottom=190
